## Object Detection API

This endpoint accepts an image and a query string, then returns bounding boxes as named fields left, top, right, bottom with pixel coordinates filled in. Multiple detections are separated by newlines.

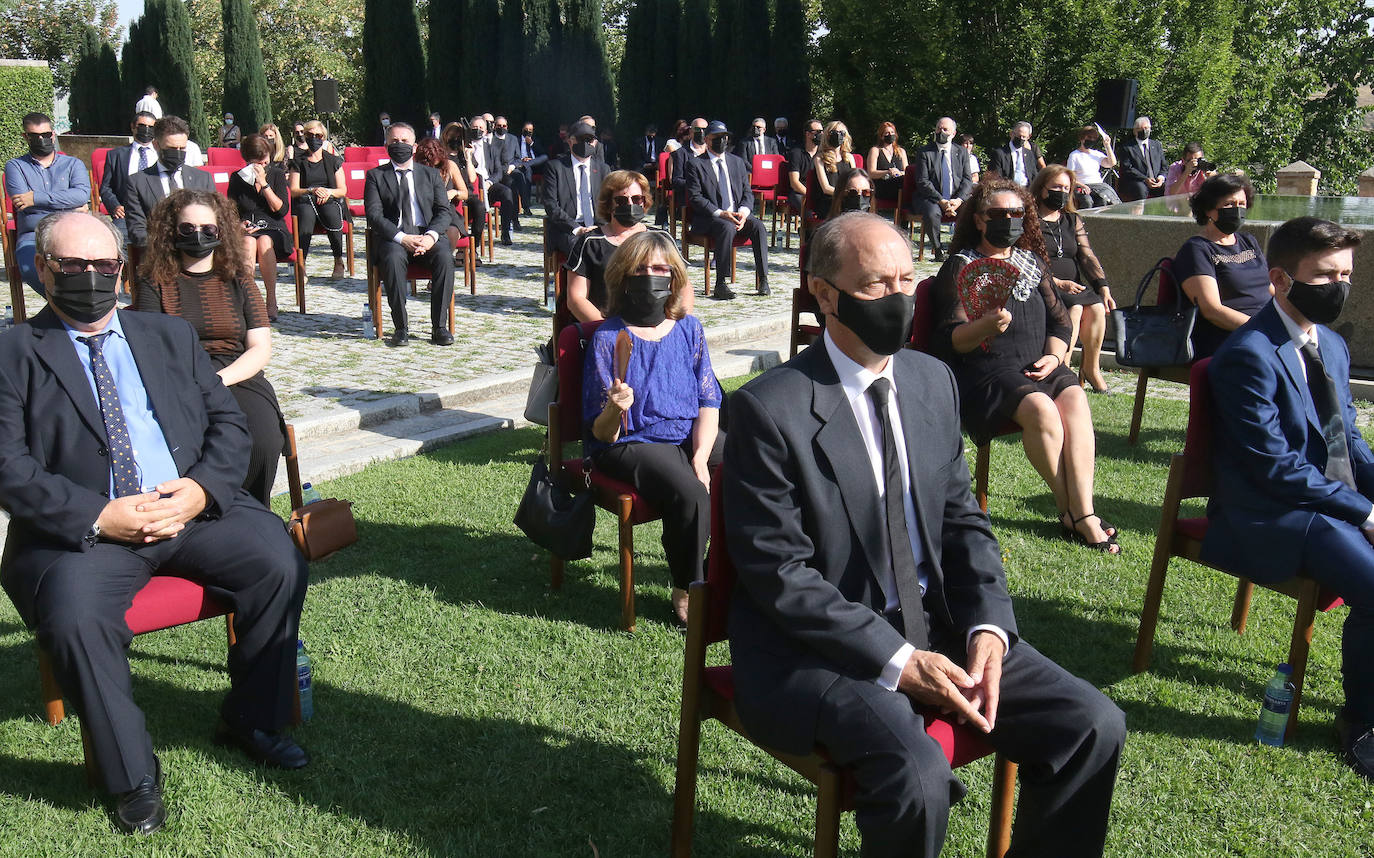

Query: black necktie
left=867, top=378, right=929, bottom=649
left=716, top=159, right=730, bottom=209
left=397, top=169, right=415, bottom=233
left=939, top=150, right=953, bottom=200
left=1300, top=340, right=1356, bottom=489
left=79, top=332, right=142, bottom=498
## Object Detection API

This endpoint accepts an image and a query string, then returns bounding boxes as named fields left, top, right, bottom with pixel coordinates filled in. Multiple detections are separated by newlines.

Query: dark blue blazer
left=685, top=152, right=754, bottom=232
left=1201, top=301, right=1374, bottom=581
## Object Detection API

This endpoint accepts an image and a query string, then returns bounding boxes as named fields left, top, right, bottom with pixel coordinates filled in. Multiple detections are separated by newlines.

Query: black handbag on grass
left=1112, top=258, right=1197, bottom=368
left=514, top=452, right=594, bottom=560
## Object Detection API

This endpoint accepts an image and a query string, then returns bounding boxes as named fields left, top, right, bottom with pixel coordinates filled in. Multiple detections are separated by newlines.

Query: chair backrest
left=343, top=161, right=370, bottom=206
left=803, top=168, right=821, bottom=222
left=909, top=277, right=937, bottom=353
left=552, top=266, right=573, bottom=345
left=90, top=148, right=111, bottom=213
left=704, top=463, right=737, bottom=647
left=206, top=146, right=244, bottom=166
left=751, top=154, right=783, bottom=189
left=555, top=319, right=605, bottom=452
left=210, top=169, right=233, bottom=196
left=1155, top=256, right=1178, bottom=307
left=1181, top=357, right=1215, bottom=499
left=851, top=153, right=864, bottom=170
left=657, top=149, right=673, bottom=189
left=344, top=146, right=387, bottom=163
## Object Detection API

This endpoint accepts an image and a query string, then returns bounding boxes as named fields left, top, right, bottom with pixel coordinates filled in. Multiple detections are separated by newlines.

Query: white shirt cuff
left=737, top=206, right=751, bottom=217
left=1362, top=504, right=1374, bottom=530
left=425, top=230, right=439, bottom=242
left=966, top=624, right=1010, bottom=655
left=876, top=643, right=915, bottom=691
left=391, top=231, right=406, bottom=244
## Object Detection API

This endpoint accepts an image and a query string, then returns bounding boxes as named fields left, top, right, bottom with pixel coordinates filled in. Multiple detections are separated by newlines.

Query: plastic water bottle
left=1255, top=662, right=1295, bottom=746
left=301, top=482, right=323, bottom=504
left=363, top=302, right=375, bottom=338
left=296, top=640, right=314, bottom=722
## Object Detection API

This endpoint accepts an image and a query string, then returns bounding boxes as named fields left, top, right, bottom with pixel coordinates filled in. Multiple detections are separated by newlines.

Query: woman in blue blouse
left=583, top=230, right=723, bottom=626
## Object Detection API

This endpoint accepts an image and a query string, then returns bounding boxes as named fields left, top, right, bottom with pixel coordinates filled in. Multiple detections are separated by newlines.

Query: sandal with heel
left=1060, top=511, right=1120, bottom=554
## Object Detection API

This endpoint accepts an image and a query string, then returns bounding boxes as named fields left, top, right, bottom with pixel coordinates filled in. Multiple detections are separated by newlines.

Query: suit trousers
left=1301, top=514, right=1374, bottom=725
left=26, top=493, right=308, bottom=794
left=815, top=640, right=1124, bottom=858
left=375, top=234, right=455, bottom=332
left=502, top=171, right=532, bottom=214
left=1116, top=179, right=1149, bottom=203
left=692, top=215, right=769, bottom=291
left=592, top=432, right=724, bottom=589
left=487, top=181, right=516, bottom=235
left=908, top=199, right=951, bottom=253
left=550, top=228, right=580, bottom=258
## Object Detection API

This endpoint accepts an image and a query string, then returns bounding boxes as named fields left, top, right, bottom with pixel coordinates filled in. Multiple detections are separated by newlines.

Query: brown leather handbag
left=284, top=425, right=357, bottom=561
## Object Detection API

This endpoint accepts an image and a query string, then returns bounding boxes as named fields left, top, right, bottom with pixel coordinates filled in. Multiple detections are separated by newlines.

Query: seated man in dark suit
left=124, top=115, right=216, bottom=248
left=685, top=121, right=770, bottom=300
left=670, top=117, right=709, bottom=202
left=633, top=124, right=660, bottom=180
left=98, top=112, right=160, bottom=241
left=1203, top=216, right=1372, bottom=781
left=723, top=211, right=1125, bottom=858
left=986, top=121, right=1044, bottom=187
left=910, top=116, right=974, bottom=261
left=541, top=121, right=608, bottom=257
left=0, top=211, right=310, bottom=835
left=364, top=121, right=455, bottom=347
left=734, top=117, right=780, bottom=172
left=512, top=120, right=548, bottom=217
left=1116, top=116, right=1166, bottom=202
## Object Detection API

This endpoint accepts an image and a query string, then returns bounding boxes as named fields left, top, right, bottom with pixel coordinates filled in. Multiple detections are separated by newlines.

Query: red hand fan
left=956, top=256, right=1020, bottom=321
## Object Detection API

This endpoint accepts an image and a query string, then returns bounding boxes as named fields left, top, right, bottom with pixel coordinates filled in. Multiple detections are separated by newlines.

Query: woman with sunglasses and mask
left=933, top=179, right=1119, bottom=553
left=584, top=229, right=723, bottom=627
left=565, top=170, right=681, bottom=323
left=1172, top=173, right=1268, bottom=359
left=1029, top=164, right=1115, bottom=393
left=134, top=188, right=284, bottom=506
left=825, top=169, right=873, bottom=219
left=442, top=121, right=488, bottom=262
left=288, top=120, right=349, bottom=281
left=258, top=123, right=287, bottom=165
left=811, top=120, right=856, bottom=216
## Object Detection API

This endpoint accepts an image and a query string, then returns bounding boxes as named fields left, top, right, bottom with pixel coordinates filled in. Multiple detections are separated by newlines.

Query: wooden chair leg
left=345, top=227, right=355, bottom=277
left=225, top=613, right=237, bottom=648
left=701, top=246, right=711, bottom=297
left=986, top=756, right=1017, bottom=858
left=1131, top=542, right=1174, bottom=674
left=449, top=283, right=456, bottom=335
left=1128, top=370, right=1150, bottom=445
left=814, top=765, right=843, bottom=858
left=618, top=494, right=635, bottom=633
left=669, top=700, right=704, bottom=857
left=1231, top=579, right=1255, bottom=633
left=80, top=719, right=99, bottom=788
left=37, top=645, right=65, bottom=726
left=550, top=554, right=565, bottom=590
left=975, top=442, right=991, bottom=513
left=1285, top=580, right=1321, bottom=740
left=467, top=243, right=477, bottom=296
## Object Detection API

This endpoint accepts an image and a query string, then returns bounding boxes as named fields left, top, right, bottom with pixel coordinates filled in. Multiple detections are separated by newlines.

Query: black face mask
left=1286, top=275, right=1350, bottom=325
left=572, top=139, right=596, bottom=159
left=1136, top=129, right=1150, bottom=141
left=881, top=133, right=895, bottom=145
left=809, top=130, right=822, bottom=145
left=828, top=130, right=845, bottom=148
left=307, top=136, right=324, bottom=152
left=841, top=193, right=870, bottom=213
left=708, top=136, right=728, bottom=154
left=829, top=283, right=914, bottom=356
left=50, top=269, right=119, bottom=323
left=294, top=131, right=305, bottom=142
left=133, top=126, right=155, bottom=144
left=691, top=128, right=706, bottom=145
left=618, top=274, right=672, bottom=327
left=752, top=128, right=763, bottom=138
left=1043, top=190, right=1069, bottom=211
left=1213, top=206, right=1245, bottom=235
left=467, top=127, right=484, bottom=142
left=1015, top=137, right=1030, bottom=148
left=934, top=131, right=951, bottom=145
left=612, top=203, right=645, bottom=227
left=159, top=148, right=185, bottom=171
left=984, top=217, right=1024, bottom=249
left=28, top=136, right=55, bottom=158
left=174, top=231, right=222, bottom=259
left=386, top=142, right=414, bottom=164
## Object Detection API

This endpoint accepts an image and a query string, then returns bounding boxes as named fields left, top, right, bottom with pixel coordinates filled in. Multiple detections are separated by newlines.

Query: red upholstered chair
left=289, top=207, right=356, bottom=314
left=851, top=153, right=864, bottom=170
left=682, top=225, right=758, bottom=296
left=342, top=146, right=389, bottom=166
left=363, top=225, right=458, bottom=340
left=749, top=153, right=783, bottom=241
left=790, top=242, right=822, bottom=358
left=3, top=186, right=27, bottom=323
left=473, top=175, right=496, bottom=262
left=342, top=162, right=370, bottom=218
left=1126, top=257, right=1192, bottom=445
left=670, top=465, right=1016, bottom=858
left=872, top=160, right=903, bottom=222
left=771, top=168, right=802, bottom=249
left=90, top=147, right=111, bottom=214
left=893, top=165, right=919, bottom=239
left=206, top=147, right=244, bottom=166
left=1132, top=359, right=1344, bottom=740
left=545, top=320, right=664, bottom=632
left=209, top=167, right=233, bottom=197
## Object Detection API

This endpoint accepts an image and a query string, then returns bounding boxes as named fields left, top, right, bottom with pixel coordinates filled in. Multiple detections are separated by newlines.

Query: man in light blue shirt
left=3, top=112, right=91, bottom=295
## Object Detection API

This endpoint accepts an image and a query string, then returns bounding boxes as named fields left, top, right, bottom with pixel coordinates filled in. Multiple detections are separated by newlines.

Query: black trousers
left=293, top=197, right=346, bottom=259
left=815, top=640, right=1124, bottom=858
left=229, top=374, right=286, bottom=506
left=28, top=493, right=308, bottom=794
left=466, top=197, right=488, bottom=237
left=692, top=215, right=769, bottom=291
left=375, top=234, right=455, bottom=332
left=909, top=198, right=951, bottom=253
left=502, top=170, right=532, bottom=214
left=593, top=433, right=725, bottom=589
left=1116, top=178, right=1148, bottom=203
left=486, top=181, right=516, bottom=234
left=550, top=227, right=579, bottom=257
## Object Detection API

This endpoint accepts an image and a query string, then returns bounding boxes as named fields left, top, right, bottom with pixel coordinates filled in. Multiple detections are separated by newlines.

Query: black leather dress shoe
left=757, top=280, right=770, bottom=297
left=512, top=219, right=522, bottom=232
left=214, top=721, right=310, bottom=769
left=388, top=328, right=409, bottom=347
left=711, top=285, right=736, bottom=301
left=500, top=233, right=513, bottom=246
left=431, top=328, right=454, bottom=346
left=1337, top=711, right=1374, bottom=781
left=114, top=756, right=166, bottom=835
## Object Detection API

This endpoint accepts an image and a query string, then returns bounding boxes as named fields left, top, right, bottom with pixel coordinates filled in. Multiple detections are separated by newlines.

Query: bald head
left=808, top=212, right=911, bottom=284
left=35, top=211, right=123, bottom=263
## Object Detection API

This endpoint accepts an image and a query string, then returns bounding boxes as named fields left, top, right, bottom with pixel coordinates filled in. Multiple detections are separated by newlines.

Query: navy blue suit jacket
left=1201, top=301, right=1374, bottom=581
left=685, top=152, right=754, bottom=232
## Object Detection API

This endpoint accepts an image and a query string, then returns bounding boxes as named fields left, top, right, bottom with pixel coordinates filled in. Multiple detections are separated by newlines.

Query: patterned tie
left=1300, top=340, right=1356, bottom=489
left=867, top=378, right=929, bottom=649
left=137, top=145, right=148, bottom=172
left=78, top=332, right=142, bottom=498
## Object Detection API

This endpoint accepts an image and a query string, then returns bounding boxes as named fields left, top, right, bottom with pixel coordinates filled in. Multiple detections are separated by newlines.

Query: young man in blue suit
left=1203, top=216, right=1371, bottom=781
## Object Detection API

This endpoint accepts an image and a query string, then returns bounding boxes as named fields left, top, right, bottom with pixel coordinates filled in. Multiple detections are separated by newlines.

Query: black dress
left=1039, top=211, right=1109, bottom=308
left=873, top=147, right=906, bottom=199
left=564, top=225, right=673, bottom=317
left=934, top=248, right=1078, bottom=444
left=228, top=164, right=291, bottom=260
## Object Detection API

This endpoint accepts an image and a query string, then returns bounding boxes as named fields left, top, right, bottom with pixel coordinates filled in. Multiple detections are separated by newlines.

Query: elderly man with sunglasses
left=4, top=112, right=92, bottom=295
left=0, top=211, right=310, bottom=836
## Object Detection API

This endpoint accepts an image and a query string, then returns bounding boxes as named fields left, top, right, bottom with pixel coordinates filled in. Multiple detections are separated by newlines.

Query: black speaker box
left=1093, top=79, right=1138, bottom=130
left=313, top=78, right=339, bottom=114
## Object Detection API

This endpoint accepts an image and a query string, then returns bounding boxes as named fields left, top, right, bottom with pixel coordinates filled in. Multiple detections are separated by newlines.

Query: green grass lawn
left=1, top=372, right=1372, bottom=856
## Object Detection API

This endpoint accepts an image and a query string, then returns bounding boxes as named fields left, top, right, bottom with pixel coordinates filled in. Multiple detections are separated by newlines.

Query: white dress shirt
left=709, top=153, right=749, bottom=218
left=389, top=161, right=439, bottom=246
left=127, top=143, right=156, bottom=175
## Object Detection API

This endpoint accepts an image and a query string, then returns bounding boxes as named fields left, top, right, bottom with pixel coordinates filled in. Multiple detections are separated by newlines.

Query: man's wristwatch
left=83, top=522, right=102, bottom=548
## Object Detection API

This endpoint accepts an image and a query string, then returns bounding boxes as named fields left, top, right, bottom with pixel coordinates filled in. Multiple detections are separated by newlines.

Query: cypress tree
left=769, top=0, right=811, bottom=128
left=652, top=0, right=681, bottom=125
left=565, top=0, right=616, bottom=127
left=121, top=21, right=147, bottom=116
left=97, top=41, right=124, bottom=132
left=143, top=0, right=210, bottom=146
left=426, top=0, right=465, bottom=121
left=462, top=0, right=500, bottom=114
left=616, top=0, right=655, bottom=145
left=496, top=0, right=528, bottom=123
left=709, top=0, right=736, bottom=125
left=70, top=26, right=102, bottom=134
left=734, top=0, right=772, bottom=132
left=523, top=0, right=563, bottom=134
left=221, top=0, right=273, bottom=132
left=676, top=0, right=710, bottom=121
left=361, top=0, right=427, bottom=135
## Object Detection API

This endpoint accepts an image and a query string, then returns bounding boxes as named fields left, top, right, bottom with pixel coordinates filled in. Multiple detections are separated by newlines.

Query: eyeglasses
left=176, top=222, right=221, bottom=239
left=306, top=133, right=325, bottom=141
left=845, top=189, right=873, bottom=198
left=495, top=125, right=508, bottom=131
left=43, top=255, right=123, bottom=275
left=135, top=122, right=156, bottom=130
left=612, top=195, right=646, bottom=206
left=984, top=207, right=1025, bottom=220
left=25, top=131, right=54, bottom=141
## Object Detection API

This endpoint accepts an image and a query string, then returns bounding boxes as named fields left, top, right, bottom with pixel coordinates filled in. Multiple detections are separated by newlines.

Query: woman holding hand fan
left=932, top=179, right=1119, bottom=554
left=583, top=230, right=724, bottom=626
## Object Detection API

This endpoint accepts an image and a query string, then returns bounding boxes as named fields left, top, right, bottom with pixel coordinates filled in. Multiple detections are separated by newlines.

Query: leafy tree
left=770, top=0, right=811, bottom=128
left=616, top=0, right=656, bottom=144
left=221, top=0, right=273, bottom=132
left=426, top=0, right=464, bottom=121
left=124, top=0, right=210, bottom=144
left=0, top=0, right=120, bottom=97
left=361, top=0, right=427, bottom=133
left=676, top=0, right=711, bottom=120
left=651, top=0, right=681, bottom=124
left=496, top=0, right=528, bottom=123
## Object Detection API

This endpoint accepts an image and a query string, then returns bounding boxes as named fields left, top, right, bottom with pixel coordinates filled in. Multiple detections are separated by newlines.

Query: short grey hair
left=1134, top=116, right=1151, bottom=128
left=34, top=211, right=125, bottom=262
left=1012, top=121, right=1032, bottom=134
left=806, top=212, right=911, bottom=284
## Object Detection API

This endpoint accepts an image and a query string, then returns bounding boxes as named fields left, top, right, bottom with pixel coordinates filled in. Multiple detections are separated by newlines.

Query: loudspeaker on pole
left=313, top=78, right=339, bottom=115
left=1093, top=79, right=1138, bottom=130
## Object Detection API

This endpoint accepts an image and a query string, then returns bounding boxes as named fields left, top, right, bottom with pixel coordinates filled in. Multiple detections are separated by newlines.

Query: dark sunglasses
left=495, top=125, right=508, bottom=131
left=985, top=207, right=1025, bottom=220
left=26, top=131, right=54, bottom=141
left=612, top=194, right=646, bottom=206
left=43, top=255, right=123, bottom=276
left=306, top=132, right=325, bottom=140
left=845, top=189, right=873, bottom=198
left=176, top=222, right=221, bottom=239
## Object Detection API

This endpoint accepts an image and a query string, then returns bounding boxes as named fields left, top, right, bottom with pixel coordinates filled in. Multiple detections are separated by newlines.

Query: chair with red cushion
left=771, top=167, right=803, bottom=249
left=1126, top=257, right=1192, bottom=445
left=473, top=175, right=497, bottom=262
left=893, top=165, right=919, bottom=239
left=1131, top=359, right=1344, bottom=740
left=363, top=224, right=458, bottom=340
left=851, top=152, right=864, bottom=170
left=342, top=162, right=371, bottom=218
left=290, top=208, right=356, bottom=314
left=90, top=148, right=112, bottom=214
left=749, top=153, right=783, bottom=240
left=682, top=227, right=758, bottom=296
left=3, top=186, right=27, bottom=323
left=669, top=464, right=1016, bottom=858
left=791, top=242, right=822, bottom=358
left=872, top=160, right=903, bottom=222
left=206, top=147, right=244, bottom=167
left=545, top=319, right=664, bottom=632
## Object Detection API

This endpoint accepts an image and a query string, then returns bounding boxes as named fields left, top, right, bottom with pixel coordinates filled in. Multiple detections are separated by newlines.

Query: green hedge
left=0, top=63, right=55, bottom=164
